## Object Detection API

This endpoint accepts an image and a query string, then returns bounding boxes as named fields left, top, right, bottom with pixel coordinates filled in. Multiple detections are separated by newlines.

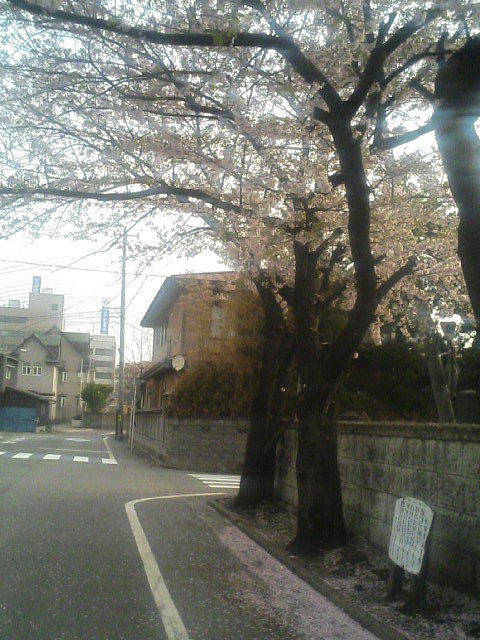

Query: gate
left=0, top=407, right=36, bottom=432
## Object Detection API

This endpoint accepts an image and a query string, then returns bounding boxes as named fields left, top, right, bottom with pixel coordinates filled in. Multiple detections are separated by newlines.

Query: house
left=0, top=353, right=52, bottom=429
left=139, top=272, right=253, bottom=410
left=10, top=328, right=90, bottom=422
left=132, top=271, right=260, bottom=471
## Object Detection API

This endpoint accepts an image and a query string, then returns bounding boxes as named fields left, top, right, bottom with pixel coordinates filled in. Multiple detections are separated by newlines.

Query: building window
left=5, top=369, right=11, bottom=380
left=210, top=305, right=225, bottom=338
left=94, top=372, right=112, bottom=381
left=32, top=364, right=42, bottom=376
left=0, top=316, right=27, bottom=324
left=160, top=319, right=168, bottom=345
left=59, top=396, right=66, bottom=408
left=21, top=363, right=31, bottom=375
left=61, top=371, right=67, bottom=382
left=93, top=348, right=114, bottom=357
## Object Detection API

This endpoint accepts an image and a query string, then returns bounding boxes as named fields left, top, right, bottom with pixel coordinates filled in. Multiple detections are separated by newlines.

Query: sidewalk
left=210, top=498, right=480, bottom=640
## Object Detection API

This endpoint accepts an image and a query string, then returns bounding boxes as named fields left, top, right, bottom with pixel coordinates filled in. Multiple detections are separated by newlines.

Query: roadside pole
left=129, top=379, right=137, bottom=453
left=116, top=227, right=126, bottom=441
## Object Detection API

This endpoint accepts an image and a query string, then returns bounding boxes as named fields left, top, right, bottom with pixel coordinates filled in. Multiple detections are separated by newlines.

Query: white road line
left=43, top=454, right=61, bottom=460
left=12, top=452, right=33, bottom=459
left=73, top=456, right=89, bottom=463
left=190, top=474, right=240, bottom=479
left=40, top=447, right=105, bottom=453
left=192, top=478, right=240, bottom=483
left=103, top=434, right=116, bottom=463
left=125, top=493, right=224, bottom=640
left=101, top=458, right=117, bottom=465
left=205, top=484, right=240, bottom=489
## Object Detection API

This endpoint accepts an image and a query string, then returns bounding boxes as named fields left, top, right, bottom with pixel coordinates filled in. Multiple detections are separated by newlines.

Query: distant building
left=89, top=334, right=116, bottom=388
left=10, top=327, right=90, bottom=422
left=0, top=286, right=64, bottom=354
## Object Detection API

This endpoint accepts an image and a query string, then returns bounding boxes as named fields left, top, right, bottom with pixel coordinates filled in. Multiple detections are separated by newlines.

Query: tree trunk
left=286, top=116, right=381, bottom=553
left=287, top=242, right=347, bottom=553
left=235, top=277, right=292, bottom=507
left=434, top=39, right=480, bottom=339
left=290, top=395, right=346, bottom=553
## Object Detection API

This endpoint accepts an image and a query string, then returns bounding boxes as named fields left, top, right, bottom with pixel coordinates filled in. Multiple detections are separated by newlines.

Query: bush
left=339, top=342, right=436, bottom=421
left=457, top=347, right=480, bottom=393
left=81, top=382, right=113, bottom=414
left=167, top=361, right=256, bottom=418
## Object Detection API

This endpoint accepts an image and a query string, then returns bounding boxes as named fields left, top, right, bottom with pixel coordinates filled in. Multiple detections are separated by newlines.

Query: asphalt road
left=0, top=428, right=378, bottom=640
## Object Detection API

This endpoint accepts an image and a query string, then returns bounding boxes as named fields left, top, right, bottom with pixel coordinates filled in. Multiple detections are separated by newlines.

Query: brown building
left=139, top=272, right=256, bottom=411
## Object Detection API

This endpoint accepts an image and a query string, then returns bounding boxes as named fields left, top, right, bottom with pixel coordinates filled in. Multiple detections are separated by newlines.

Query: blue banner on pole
left=32, top=276, right=41, bottom=293
left=100, top=307, right=109, bottom=335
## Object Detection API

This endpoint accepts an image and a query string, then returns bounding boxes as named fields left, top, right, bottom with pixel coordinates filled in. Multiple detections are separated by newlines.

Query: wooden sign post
left=387, top=497, right=434, bottom=606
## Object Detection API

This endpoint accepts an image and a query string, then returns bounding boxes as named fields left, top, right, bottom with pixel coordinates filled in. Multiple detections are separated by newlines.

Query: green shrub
left=457, top=347, right=480, bottom=393
left=167, top=361, right=257, bottom=418
left=81, top=382, right=113, bottom=414
left=339, top=342, right=436, bottom=421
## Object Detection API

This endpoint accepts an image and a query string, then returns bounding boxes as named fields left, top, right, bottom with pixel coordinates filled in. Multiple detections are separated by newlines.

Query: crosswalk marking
left=0, top=451, right=118, bottom=466
left=188, top=473, right=241, bottom=489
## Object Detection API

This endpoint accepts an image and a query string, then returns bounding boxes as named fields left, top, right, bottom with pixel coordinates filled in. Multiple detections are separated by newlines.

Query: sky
left=0, top=228, right=227, bottom=364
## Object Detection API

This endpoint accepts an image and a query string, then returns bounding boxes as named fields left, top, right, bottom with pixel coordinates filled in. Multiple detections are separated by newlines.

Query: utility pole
left=116, top=227, right=127, bottom=441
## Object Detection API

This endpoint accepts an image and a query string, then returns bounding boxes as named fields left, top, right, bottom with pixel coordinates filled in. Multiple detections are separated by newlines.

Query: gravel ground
left=219, top=498, right=480, bottom=640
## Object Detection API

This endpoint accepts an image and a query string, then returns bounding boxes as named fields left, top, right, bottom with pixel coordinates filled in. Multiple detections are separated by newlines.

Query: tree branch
left=242, top=0, right=340, bottom=107
left=8, top=0, right=286, bottom=49
left=376, top=256, right=417, bottom=302
left=315, top=280, right=348, bottom=312
left=0, top=184, right=246, bottom=214
left=346, top=9, right=442, bottom=118
left=373, top=122, right=434, bottom=151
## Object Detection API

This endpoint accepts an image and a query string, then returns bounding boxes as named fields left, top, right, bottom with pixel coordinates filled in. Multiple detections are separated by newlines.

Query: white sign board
left=388, top=497, right=434, bottom=575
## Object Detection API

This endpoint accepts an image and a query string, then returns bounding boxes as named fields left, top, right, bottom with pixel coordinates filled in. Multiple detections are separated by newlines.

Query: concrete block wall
left=276, top=421, right=480, bottom=595
left=134, top=412, right=249, bottom=472
left=82, top=412, right=116, bottom=430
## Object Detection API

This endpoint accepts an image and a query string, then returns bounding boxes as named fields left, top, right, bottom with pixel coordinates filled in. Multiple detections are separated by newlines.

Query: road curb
left=209, top=499, right=411, bottom=640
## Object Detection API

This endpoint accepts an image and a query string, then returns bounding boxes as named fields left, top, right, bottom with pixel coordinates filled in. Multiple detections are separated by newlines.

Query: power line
left=0, top=257, right=168, bottom=278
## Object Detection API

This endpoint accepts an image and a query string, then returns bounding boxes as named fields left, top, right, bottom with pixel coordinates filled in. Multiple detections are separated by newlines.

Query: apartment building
left=0, top=287, right=64, bottom=354
left=90, top=334, right=116, bottom=388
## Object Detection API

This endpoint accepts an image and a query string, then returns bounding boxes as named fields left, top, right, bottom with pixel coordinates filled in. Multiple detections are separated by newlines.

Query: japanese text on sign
left=388, top=497, right=434, bottom=575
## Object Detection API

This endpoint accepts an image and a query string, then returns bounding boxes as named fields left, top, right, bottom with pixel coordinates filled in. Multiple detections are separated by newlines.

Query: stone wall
left=82, top=412, right=116, bottom=430
left=133, top=411, right=249, bottom=472
left=276, top=421, right=480, bottom=595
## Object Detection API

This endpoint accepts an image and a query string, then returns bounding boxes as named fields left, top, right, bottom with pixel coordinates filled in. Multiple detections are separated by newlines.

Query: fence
left=276, top=421, right=480, bottom=595
left=133, top=410, right=249, bottom=472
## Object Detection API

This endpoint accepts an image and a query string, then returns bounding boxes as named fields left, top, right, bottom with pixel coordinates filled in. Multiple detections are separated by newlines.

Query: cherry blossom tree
left=0, top=0, right=473, bottom=550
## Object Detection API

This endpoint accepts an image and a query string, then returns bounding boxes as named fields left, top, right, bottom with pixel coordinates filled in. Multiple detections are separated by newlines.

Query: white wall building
left=90, top=335, right=116, bottom=388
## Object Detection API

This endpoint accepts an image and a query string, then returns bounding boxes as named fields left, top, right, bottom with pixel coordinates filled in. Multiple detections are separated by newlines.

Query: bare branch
left=373, top=122, right=434, bottom=151
left=346, top=9, right=442, bottom=118
left=0, top=184, right=246, bottom=214
left=8, top=0, right=285, bottom=49
left=376, top=256, right=417, bottom=302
